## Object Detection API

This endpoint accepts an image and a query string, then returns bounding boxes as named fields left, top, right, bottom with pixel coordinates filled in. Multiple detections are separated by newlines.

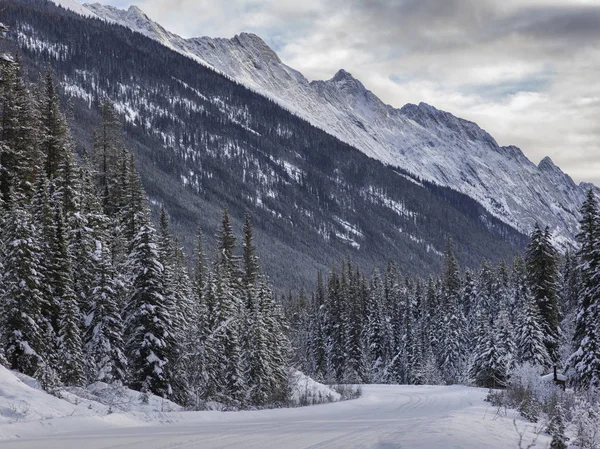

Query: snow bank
left=0, top=365, right=93, bottom=425
left=289, top=370, right=341, bottom=405
left=0, top=365, right=182, bottom=440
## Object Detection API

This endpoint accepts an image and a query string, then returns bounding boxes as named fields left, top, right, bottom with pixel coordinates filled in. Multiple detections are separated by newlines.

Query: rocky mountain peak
left=328, top=69, right=366, bottom=91
left=231, top=32, right=282, bottom=64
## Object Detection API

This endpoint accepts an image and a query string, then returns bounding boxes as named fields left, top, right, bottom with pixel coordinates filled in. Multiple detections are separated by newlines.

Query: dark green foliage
left=526, top=224, right=561, bottom=365
left=569, top=189, right=600, bottom=389
left=0, top=204, right=48, bottom=376
left=125, top=223, right=173, bottom=398
left=54, top=209, right=85, bottom=385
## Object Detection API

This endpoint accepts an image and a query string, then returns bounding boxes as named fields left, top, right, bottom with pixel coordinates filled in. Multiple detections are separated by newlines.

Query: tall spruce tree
left=0, top=204, right=48, bottom=376
left=526, top=224, right=561, bottom=366
left=85, top=240, right=127, bottom=383
left=440, top=239, right=465, bottom=384
left=568, top=189, right=600, bottom=388
left=211, top=208, right=246, bottom=405
left=41, top=72, right=69, bottom=180
left=54, top=209, right=85, bottom=385
left=125, top=223, right=173, bottom=398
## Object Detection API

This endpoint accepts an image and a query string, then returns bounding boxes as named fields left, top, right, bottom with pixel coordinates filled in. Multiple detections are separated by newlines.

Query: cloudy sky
left=99, top=0, right=600, bottom=185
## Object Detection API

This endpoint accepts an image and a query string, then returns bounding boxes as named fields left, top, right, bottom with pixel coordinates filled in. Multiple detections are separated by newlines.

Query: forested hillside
left=288, top=198, right=600, bottom=392
left=0, top=44, right=290, bottom=407
left=0, top=0, right=528, bottom=291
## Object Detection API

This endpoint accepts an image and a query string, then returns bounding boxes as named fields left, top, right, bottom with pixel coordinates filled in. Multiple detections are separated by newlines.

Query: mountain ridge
left=59, top=0, right=598, bottom=248
left=3, top=0, right=530, bottom=290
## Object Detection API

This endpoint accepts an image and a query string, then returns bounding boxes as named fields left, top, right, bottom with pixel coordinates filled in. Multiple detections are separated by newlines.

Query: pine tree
left=569, top=189, right=600, bottom=389
left=85, top=241, right=127, bottom=383
left=30, top=175, right=60, bottom=330
left=258, top=278, right=290, bottom=403
left=0, top=54, right=40, bottom=204
left=326, top=267, right=345, bottom=382
left=470, top=329, right=508, bottom=388
left=526, top=224, right=561, bottom=365
left=211, top=208, right=246, bottom=405
left=40, top=71, right=69, bottom=180
left=313, top=271, right=328, bottom=381
left=70, top=155, right=107, bottom=317
left=0, top=204, right=48, bottom=376
left=125, top=223, right=173, bottom=398
left=54, top=209, right=85, bottom=385
left=546, top=398, right=568, bottom=449
left=93, top=101, right=123, bottom=217
left=344, top=263, right=365, bottom=383
left=241, top=212, right=269, bottom=404
left=517, top=291, right=551, bottom=367
left=186, top=225, right=208, bottom=407
left=365, top=270, right=387, bottom=383
left=170, top=239, right=194, bottom=403
left=440, top=239, right=465, bottom=384
left=155, top=204, right=188, bottom=402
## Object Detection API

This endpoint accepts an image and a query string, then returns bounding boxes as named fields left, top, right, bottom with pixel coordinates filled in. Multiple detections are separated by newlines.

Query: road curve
left=1, top=385, right=548, bottom=449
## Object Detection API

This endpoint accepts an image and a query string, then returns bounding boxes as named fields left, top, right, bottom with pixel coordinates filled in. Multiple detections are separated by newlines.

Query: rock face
left=76, top=1, right=596, bottom=247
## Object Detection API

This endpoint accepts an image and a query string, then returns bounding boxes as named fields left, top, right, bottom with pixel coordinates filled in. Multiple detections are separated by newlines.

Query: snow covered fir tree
left=0, top=53, right=291, bottom=408
left=287, top=204, right=600, bottom=392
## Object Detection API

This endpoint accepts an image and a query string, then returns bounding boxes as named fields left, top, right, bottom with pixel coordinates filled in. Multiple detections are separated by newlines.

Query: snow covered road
left=1, top=385, right=549, bottom=449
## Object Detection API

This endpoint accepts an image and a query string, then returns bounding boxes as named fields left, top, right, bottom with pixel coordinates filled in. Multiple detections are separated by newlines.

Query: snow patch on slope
left=51, top=0, right=98, bottom=18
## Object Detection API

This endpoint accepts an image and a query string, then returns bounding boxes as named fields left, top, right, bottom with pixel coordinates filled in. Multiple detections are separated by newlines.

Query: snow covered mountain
left=63, top=0, right=595, bottom=247
left=6, top=0, right=532, bottom=289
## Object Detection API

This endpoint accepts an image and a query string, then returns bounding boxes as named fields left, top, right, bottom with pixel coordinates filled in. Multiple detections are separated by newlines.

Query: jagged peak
left=127, top=5, right=148, bottom=18
left=401, top=102, right=499, bottom=147
left=230, top=32, right=281, bottom=64
left=538, top=156, right=558, bottom=170
left=331, top=69, right=355, bottom=82
left=538, top=156, right=570, bottom=180
left=325, top=69, right=367, bottom=93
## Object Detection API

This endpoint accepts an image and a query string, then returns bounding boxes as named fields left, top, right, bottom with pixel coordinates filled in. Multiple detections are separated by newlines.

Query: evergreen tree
left=186, top=225, right=208, bottom=407
left=344, top=263, right=365, bottom=383
left=54, top=209, right=85, bottom=385
left=365, top=270, right=387, bottom=382
left=40, top=71, right=69, bottom=180
left=258, top=278, right=290, bottom=403
left=440, top=239, right=465, bottom=384
left=569, top=189, right=600, bottom=388
left=0, top=54, right=39, bottom=204
left=211, top=208, right=246, bottom=405
left=85, top=241, right=127, bottom=383
left=470, top=330, right=508, bottom=388
left=93, top=101, right=123, bottom=216
left=0, top=204, right=48, bottom=376
left=526, top=224, right=561, bottom=365
left=313, top=271, right=328, bottom=381
left=125, top=223, right=173, bottom=398
left=326, top=267, right=345, bottom=382
left=516, top=291, right=552, bottom=367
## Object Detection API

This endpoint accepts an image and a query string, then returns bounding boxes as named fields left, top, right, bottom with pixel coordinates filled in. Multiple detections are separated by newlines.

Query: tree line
left=0, top=51, right=291, bottom=408
left=288, top=202, right=600, bottom=390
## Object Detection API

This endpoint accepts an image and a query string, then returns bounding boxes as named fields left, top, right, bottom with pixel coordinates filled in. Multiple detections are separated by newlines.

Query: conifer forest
left=0, top=5, right=600, bottom=448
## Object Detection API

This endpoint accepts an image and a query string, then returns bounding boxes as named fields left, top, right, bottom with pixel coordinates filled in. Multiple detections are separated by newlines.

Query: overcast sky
left=99, top=0, right=600, bottom=185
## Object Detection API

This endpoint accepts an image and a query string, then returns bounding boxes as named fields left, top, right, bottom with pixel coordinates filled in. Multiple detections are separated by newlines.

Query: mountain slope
left=1, top=0, right=527, bottom=290
left=78, top=1, right=593, bottom=247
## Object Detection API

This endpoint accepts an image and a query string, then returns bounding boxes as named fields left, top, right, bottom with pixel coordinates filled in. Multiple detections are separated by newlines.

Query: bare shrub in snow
left=8, top=400, right=30, bottom=422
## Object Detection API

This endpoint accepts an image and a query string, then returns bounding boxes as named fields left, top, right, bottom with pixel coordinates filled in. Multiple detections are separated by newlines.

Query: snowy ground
left=0, top=373, right=551, bottom=449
